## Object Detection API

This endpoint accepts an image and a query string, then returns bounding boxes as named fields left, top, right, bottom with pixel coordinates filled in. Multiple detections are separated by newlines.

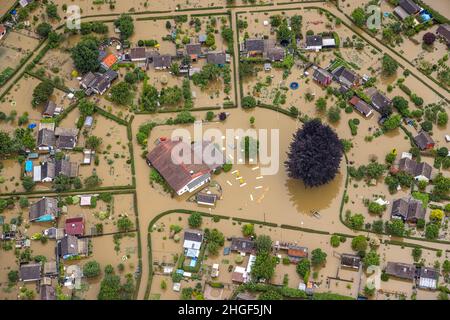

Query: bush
left=188, top=212, right=202, bottom=228
left=330, top=235, right=340, bottom=248
left=83, top=261, right=101, bottom=278
left=242, top=96, right=257, bottom=109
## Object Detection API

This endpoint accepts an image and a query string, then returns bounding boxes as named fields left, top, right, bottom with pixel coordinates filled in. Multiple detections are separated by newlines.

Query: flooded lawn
left=149, top=211, right=450, bottom=300
left=134, top=107, right=348, bottom=232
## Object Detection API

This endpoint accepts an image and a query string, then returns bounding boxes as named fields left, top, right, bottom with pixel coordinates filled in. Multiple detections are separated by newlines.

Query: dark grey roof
left=29, top=197, right=58, bottom=221
left=196, top=193, right=217, bottom=205
left=19, top=263, right=42, bottom=282
left=265, top=47, right=285, bottom=61
left=333, top=66, right=359, bottom=87
left=414, top=131, right=435, bottom=150
left=55, top=159, right=78, bottom=177
left=59, top=235, right=80, bottom=257
left=385, top=262, right=416, bottom=280
left=245, top=39, right=265, bottom=52
left=81, top=71, right=117, bottom=94
left=231, top=237, right=256, bottom=254
left=37, top=129, right=56, bottom=147
left=398, top=157, right=432, bottom=179
left=206, top=52, right=227, bottom=65
left=41, top=161, right=56, bottom=180
left=391, top=198, right=425, bottom=222
left=153, top=55, right=172, bottom=68
left=341, top=254, right=361, bottom=269
left=80, top=72, right=96, bottom=88
left=56, top=136, right=77, bottom=149
left=43, top=101, right=57, bottom=117
left=184, top=229, right=203, bottom=243
left=186, top=43, right=202, bottom=55
left=130, top=47, right=147, bottom=60
left=419, top=267, right=439, bottom=280
left=437, top=24, right=450, bottom=44
left=399, top=0, right=421, bottom=15
left=366, top=88, right=391, bottom=112
left=41, top=285, right=56, bottom=300
left=306, top=35, right=323, bottom=47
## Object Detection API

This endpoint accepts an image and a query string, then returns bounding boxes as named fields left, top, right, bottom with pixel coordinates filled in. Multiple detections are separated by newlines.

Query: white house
left=183, top=229, right=203, bottom=258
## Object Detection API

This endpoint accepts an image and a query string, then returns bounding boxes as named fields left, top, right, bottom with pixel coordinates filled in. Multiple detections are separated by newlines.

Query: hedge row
left=231, top=217, right=278, bottom=228
left=280, top=224, right=330, bottom=235
left=94, top=106, right=128, bottom=126
left=257, top=104, right=298, bottom=118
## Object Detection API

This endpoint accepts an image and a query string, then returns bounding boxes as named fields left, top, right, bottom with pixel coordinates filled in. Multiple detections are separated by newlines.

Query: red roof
left=0, top=25, right=5, bottom=34
left=288, top=248, right=308, bottom=258
left=231, top=272, right=245, bottom=283
left=65, top=217, right=84, bottom=236
left=146, top=140, right=213, bottom=193
left=102, top=54, right=118, bottom=68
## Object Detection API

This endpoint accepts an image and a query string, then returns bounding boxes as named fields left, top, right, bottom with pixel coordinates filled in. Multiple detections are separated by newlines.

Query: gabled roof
left=19, top=263, right=42, bottom=282
left=55, top=159, right=78, bottom=177
left=306, top=35, right=322, bottom=47
left=196, top=192, right=217, bottom=205
left=41, top=285, right=56, bottom=300
left=41, top=161, right=55, bottom=180
left=65, top=217, right=85, bottom=236
left=0, top=25, right=6, bottom=34
left=398, top=157, right=432, bottom=179
left=102, top=54, right=118, bottom=68
left=59, top=235, right=88, bottom=258
left=146, top=139, right=221, bottom=193
left=391, top=198, right=426, bottom=221
left=56, top=135, right=77, bottom=149
left=184, top=229, right=203, bottom=243
left=43, top=101, right=58, bottom=116
left=29, top=197, right=59, bottom=221
left=365, top=87, right=391, bottom=112
left=245, top=39, right=265, bottom=52
left=55, top=127, right=79, bottom=137
left=43, top=261, right=58, bottom=275
left=414, top=131, right=435, bottom=150
left=264, top=47, right=285, bottom=61
left=332, top=66, right=359, bottom=87
left=313, top=67, right=333, bottom=85
left=153, top=55, right=172, bottom=68
left=231, top=237, right=256, bottom=254
left=399, top=0, right=421, bottom=15
left=385, top=262, right=416, bottom=280
left=186, top=43, right=202, bottom=56
left=341, top=254, right=361, bottom=269
left=37, top=128, right=56, bottom=147
left=130, top=47, right=147, bottom=60
left=287, top=245, right=308, bottom=258
left=206, top=52, right=227, bottom=65
left=349, top=96, right=373, bottom=117
left=436, top=24, right=450, bottom=45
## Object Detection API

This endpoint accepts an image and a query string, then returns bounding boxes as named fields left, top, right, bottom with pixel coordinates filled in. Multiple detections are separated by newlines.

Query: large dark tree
left=423, top=32, right=436, bottom=45
left=285, top=119, right=343, bottom=187
left=71, top=37, right=100, bottom=74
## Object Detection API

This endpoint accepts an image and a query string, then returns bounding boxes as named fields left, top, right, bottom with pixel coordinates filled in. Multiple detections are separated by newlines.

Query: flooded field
left=0, top=192, right=138, bottom=300
left=149, top=211, right=448, bottom=300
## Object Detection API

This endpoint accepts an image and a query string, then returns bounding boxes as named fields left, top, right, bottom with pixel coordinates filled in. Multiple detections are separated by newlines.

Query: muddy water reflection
left=286, top=171, right=343, bottom=214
